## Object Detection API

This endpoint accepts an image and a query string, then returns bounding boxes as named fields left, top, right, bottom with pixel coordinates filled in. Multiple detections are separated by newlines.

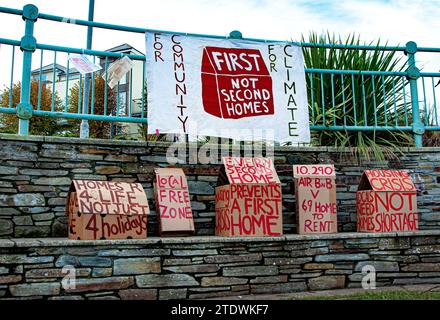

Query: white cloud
left=0, top=0, right=438, bottom=91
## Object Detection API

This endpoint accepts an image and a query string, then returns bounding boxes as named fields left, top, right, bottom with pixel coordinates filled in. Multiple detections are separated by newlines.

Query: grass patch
left=298, top=290, right=440, bottom=300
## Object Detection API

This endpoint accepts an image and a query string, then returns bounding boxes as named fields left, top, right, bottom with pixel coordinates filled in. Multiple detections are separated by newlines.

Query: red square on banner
left=201, top=46, right=274, bottom=119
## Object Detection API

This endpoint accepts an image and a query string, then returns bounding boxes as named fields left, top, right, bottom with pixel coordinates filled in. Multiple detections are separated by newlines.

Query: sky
left=0, top=0, right=439, bottom=89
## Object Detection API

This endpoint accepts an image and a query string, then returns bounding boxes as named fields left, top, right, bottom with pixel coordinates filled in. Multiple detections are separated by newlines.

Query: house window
left=32, top=74, right=47, bottom=83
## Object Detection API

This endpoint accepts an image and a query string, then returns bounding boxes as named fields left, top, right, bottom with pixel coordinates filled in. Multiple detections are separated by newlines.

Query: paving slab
left=206, top=284, right=440, bottom=300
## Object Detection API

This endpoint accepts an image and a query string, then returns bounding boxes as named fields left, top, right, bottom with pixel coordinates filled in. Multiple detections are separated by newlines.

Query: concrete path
left=208, top=284, right=440, bottom=300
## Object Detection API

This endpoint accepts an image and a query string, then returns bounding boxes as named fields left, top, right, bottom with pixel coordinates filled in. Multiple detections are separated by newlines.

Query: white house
left=31, top=44, right=145, bottom=139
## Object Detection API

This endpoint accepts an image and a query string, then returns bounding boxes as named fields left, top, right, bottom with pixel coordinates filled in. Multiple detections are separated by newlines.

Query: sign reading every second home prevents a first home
left=215, top=157, right=283, bottom=237
left=145, top=32, right=310, bottom=143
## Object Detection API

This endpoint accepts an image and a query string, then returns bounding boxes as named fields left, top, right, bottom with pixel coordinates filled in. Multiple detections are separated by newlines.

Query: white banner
left=145, top=32, right=310, bottom=143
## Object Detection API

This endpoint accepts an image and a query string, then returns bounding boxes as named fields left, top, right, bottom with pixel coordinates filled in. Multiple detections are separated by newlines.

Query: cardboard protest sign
left=145, top=32, right=310, bottom=143
left=356, top=170, right=419, bottom=232
left=293, top=164, right=337, bottom=234
left=68, top=54, right=102, bottom=74
left=66, top=180, right=149, bottom=240
left=153, top=168, right=195, bottom=235
left=107, top=56, right=133, bottom=89
left=215, top=157, right=283, bottom=237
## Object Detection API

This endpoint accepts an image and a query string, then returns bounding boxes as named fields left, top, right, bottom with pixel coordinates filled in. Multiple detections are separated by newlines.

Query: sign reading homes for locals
left=215, top=157, right=283, bottom=237
left=153, top=168, right=195, bottom=235
left=145, top=32, right=310, bottom=143
left=66, top=180, right=149, bottom=240
left=357, top=170, right=418, bottom=232
left=293, top=165, right=337, bottom=234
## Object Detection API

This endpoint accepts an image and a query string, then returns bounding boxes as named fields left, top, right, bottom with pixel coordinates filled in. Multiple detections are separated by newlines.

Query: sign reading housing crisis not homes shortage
left=145, top=32, right=310, bottom=143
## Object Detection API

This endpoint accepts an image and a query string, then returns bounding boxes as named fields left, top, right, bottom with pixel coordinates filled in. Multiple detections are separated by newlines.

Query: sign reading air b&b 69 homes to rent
left=293, top=164, right=337, bottom=234
left=145, top=32, right=310, bottom=143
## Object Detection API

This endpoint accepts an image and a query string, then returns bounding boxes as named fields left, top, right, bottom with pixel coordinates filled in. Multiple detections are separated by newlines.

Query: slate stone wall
left=0, top=231, right=439, bottom=299
left=0, top=134, right=440, bottom=238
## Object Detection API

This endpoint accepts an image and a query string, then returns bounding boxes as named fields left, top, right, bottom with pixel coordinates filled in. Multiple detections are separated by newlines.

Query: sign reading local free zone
left=145, top=32, right=310, bottom=143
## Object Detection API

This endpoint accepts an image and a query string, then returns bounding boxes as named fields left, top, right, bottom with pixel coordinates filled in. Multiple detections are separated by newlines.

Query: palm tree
left=302, top=32, right=413, bottom=161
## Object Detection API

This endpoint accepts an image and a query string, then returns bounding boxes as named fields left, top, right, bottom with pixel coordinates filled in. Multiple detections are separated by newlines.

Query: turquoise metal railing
left=0, top=4, right=439, bottom=146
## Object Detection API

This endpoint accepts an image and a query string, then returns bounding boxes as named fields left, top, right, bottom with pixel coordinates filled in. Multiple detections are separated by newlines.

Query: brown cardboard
left=293, top=164, right=337, bottom=234
left=65, top=180, right=149, bottom=240
left=356, top=169, right=419, bottom=232
left=153, top=168, right=195, bottom=236
left=215, top=156, right=283, bottom=237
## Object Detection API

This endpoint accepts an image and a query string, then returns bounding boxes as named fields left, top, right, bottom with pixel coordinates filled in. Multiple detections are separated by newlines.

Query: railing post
left=79, top=0, right=95, bottom=139
left=229, top=30, right=242, bottom=39
left=17, top=4, right=38, bottom=136
left=405, top=41, right=424, bottom=147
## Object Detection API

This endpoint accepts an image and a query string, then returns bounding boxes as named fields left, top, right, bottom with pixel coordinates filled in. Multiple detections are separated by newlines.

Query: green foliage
left=137, top=81, right=168, bottom=141
left=0, top=127, right=17, bottom=134
left=52, top=131, right=78, bottom=138
left=423, top=130, right=440, bottom=147
left=298, top=290, right=440, bottom=300
left=302, top=32, right=413, bottom=161
left=113, top=134, right=137, bottom=141
left=422, top=106, right=440, bottom=146
left=0, top=81, right=63, bottom=135
left=67, top=76, right=117, bottom=139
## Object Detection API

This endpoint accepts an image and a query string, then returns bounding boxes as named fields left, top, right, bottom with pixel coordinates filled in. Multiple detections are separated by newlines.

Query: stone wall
left=0, top=231, right=439, bottom=300
left=0, top=134, right=440, bottom=238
